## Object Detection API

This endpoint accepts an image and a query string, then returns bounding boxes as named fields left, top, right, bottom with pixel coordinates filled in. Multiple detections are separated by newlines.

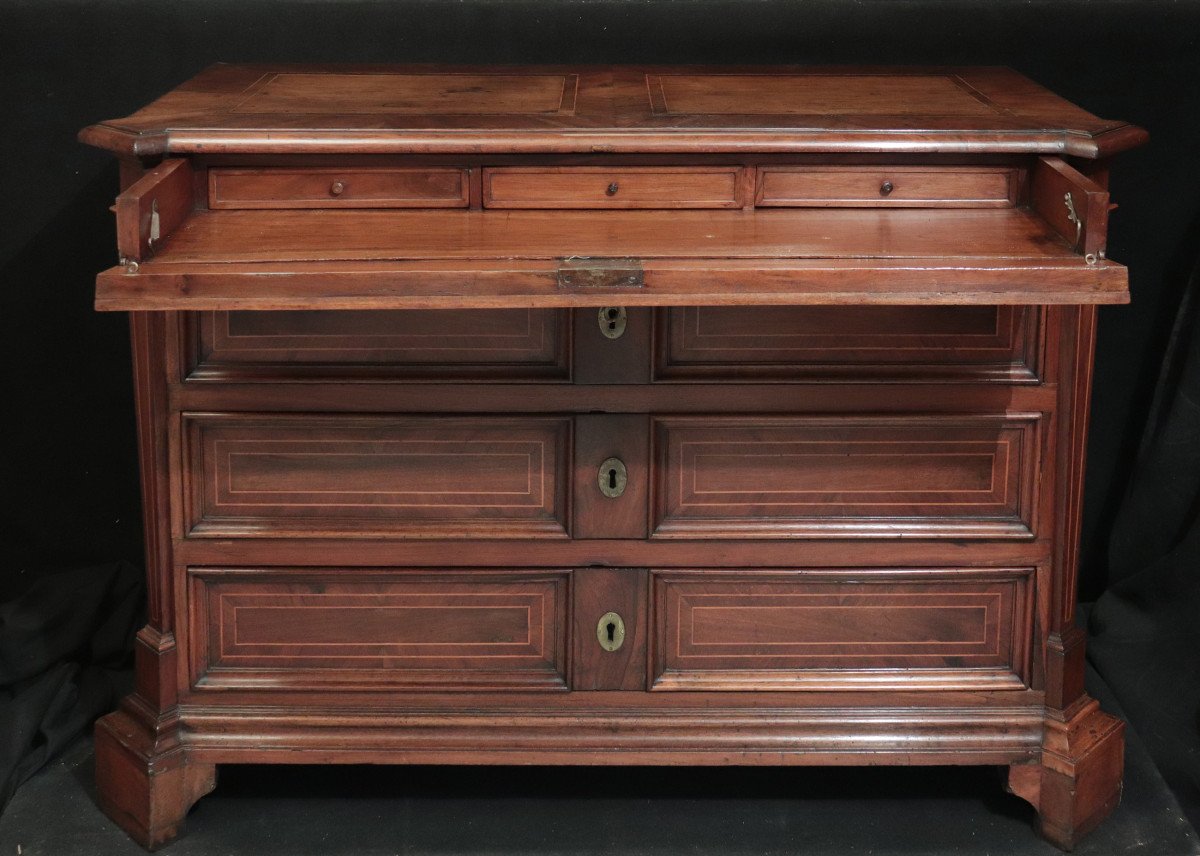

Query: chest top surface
left=80, top=64, right=1145, bottom=158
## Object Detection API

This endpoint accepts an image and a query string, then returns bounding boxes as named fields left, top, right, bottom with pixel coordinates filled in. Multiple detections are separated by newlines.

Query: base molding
left=1007, top=697, right=1126, bottom=850
left=94, top=706, right=217, bottom=851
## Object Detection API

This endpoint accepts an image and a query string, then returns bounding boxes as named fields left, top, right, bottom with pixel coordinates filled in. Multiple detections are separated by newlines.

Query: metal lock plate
left=598, top=306, right=627, bottom=339
left=596, top=612, right=626, bottom=652
left=598, top=457, right=628, bottom=498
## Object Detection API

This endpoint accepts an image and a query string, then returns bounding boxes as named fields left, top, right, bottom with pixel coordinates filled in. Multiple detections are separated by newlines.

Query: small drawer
left=652, top=414, right=1040, bottom=539
left=187, top=308, right=569, bottom=382
left=188, top=567, right=569, bottom=691
left=756, top=166, right=1020, bottom=208
left=483, top=167, right=743, bottom=209
left=651, top=568, right=1033, bottom=691
left=656, top=306, right=1041, bottom=382
left=208, top=167, right=469, bottom=209
left=183, top=413, right=571, bottom=539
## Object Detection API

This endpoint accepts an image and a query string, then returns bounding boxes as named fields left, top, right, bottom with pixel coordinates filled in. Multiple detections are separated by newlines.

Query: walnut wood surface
left=78, top=64, right=1146, bottom=158
left=81, top=65, right=1141, bottom=852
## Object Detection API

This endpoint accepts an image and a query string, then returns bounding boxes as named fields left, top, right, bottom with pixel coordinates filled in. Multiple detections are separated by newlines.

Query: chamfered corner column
left=94, top=310, right=215, bottom=850
left=1007, top=305, right=1124, bottom=850
left=1007, top=698, right=1125, bottom=851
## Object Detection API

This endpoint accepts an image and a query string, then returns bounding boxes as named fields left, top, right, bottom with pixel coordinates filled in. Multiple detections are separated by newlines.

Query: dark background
left=2, top=0, right=1198, bottom=834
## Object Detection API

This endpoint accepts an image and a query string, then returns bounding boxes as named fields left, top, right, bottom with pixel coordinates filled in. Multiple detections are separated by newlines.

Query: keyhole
left=607, top=468, right=618, bottom=490
left=597, top=307, right=626, bottom=339
left=606, top=621, right=616, bottom=643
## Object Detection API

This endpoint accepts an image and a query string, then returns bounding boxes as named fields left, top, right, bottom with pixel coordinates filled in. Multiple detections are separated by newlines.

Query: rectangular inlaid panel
left=234, top=72, right=579, bottom=115
left=483, top=167, right=742, bottom=209
left=756, top=166, right=1020, bottom=208
left=189, top=308, right=569, bottom=381
left=651, top=569, right=1033, bottom=691
left=209, top=167, right=469, bottom=209
left=188, top=568, right=569, bottom=691
left=184, top=414, right=571, bottom=538
left=652, top=415, right=1040, bottom=538
left=647, top=74, right=1001, bottom=117
left=656, top=306, right=1040, bottom=382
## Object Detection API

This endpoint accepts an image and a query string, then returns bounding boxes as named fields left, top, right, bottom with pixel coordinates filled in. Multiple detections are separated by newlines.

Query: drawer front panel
left=652, top=415, right=1039, bottom=539
left=209, top=167, right=469, bottom=209
left=189, top=568, right=569, bottom=691
left=657, top=306, right=1040, bottom=382
left=483, top=167, right=742, bottom=209
left=184, top=414, right=571, bottom=538
left=757, top=166, right=1019, bottom=208
left=651, top=569, right=1033, bottom=691
left=189, top=309, right=569, bottom=381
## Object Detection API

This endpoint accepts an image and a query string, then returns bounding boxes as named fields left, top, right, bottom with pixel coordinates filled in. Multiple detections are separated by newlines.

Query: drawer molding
left=182, top=413, right=571, bottom=539
left=652, top=414, right=1042, bottom=539
left=650, top=568, right=1034, bottom=692
left=209, top=167, right=469, bottom=209
left=184, top=308, right=570, bottom=383
left=483, top=166, right=743, bottom=209
left=188, top=568, right=570, bottom=691
left=655, top=305, right=1043, bottom=383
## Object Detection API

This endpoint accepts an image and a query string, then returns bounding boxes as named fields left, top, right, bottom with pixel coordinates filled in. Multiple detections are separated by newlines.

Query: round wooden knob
left=879, top=180, right=894, bottom=197
left=606, top=181, right=619, bottom=196
left=330, top=181, right=346, bottom=197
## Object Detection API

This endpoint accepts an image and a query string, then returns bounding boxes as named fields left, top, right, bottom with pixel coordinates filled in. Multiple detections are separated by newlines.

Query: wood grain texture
left=183, top=413, right=571, bottom=538
left=652, top=414, right=1041, bottom=539
left=483, top=166, right=743, bottom=208
left=572, top=568, right=649, bottom=691
left=78, top=64, right=1146, bottom=158
left=209, top=167, right=469, bottom=209
left=188, top=308, right=569, bottom=382
left=655, top=305, right=1042, bottom=382
left=651, top=568, right=1033, bottom=691
left=573, top=415, right=651, bottom=540
left=116, top=159, right=194, bottom=262
left=757, top=165, right=1020, bottom=208
left=1031, top=158, right=1110, bottom=259
left=188, top=568, right=569, bottom=691
left=82, top=66, right=1138, bottom=852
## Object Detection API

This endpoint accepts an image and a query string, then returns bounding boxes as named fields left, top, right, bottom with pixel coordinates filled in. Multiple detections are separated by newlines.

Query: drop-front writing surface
left=81, top=65, right=1144, bottom=851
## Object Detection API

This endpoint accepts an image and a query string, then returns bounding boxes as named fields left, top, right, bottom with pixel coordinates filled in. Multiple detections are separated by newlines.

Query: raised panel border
left=181, top=413, right=572, bottom=540
left=654, top=306, right=1044, bottom=383
left=651, top=414, right=1042, bottom=540
left=650, top=567, right=1035, bottom=692
left=187, top=567, right=570, bottom=692
left=179, top=309, right=572, bottom=384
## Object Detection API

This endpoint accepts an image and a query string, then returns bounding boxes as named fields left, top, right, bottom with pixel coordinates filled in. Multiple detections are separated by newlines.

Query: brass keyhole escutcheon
left=597, top=612, right=626, bottom=652
left=598, top=457, right=628, bottom=498
left=598, top=306, right=627, bottom=339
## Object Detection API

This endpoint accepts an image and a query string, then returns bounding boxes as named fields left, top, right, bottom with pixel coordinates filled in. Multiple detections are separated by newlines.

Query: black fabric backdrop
left=1, top=0, right=1198, bottom=831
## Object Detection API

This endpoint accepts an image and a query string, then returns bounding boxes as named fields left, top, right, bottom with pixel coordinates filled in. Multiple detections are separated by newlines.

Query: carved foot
left=94, top=705, right=217, bottom=850
left=1007, top=698, right=1125, bottom=850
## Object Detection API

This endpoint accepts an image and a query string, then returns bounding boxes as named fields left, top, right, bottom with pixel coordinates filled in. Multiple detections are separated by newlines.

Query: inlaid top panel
left=79, top=64, right=1145, bottom=158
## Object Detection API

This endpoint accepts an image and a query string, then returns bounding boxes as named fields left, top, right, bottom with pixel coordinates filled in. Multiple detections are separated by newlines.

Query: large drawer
left=652, top=415, right=1041, bottom=539
left=183, top=414, right=571, bottom=538
left=186, top=308, right=569, bottom=382
left=188, top=567, right=569, bottom=691
left=656, top=305, right=1041, bottom=382
left=651, top=568, right=1034, bottom=691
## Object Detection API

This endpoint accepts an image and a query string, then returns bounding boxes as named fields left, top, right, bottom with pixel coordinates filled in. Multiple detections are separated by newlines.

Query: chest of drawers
left=81, top=65, right=1146, bottom=850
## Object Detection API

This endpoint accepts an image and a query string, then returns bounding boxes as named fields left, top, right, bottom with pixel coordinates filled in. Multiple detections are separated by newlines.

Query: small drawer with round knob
left=482, top=166, right=744, bottom=209
left=208, top=167, right=470, bottom=209
left=756, top=166, right=1021, bottom=208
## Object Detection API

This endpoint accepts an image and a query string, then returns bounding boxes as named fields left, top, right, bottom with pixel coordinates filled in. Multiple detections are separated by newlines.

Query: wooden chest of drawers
left=81, top=65, right=1146, bottom=851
